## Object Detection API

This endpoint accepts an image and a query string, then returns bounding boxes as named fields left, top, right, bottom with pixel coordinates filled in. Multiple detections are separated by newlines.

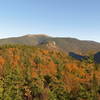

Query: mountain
left=0, top=34, right=51, bottom=46
left=0, top=34, right=100, bottom=54
left=0, top=38, right=100, bottom=99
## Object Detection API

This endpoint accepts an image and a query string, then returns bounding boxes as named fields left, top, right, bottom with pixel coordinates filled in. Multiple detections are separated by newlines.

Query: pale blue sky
left=0, top=0, right=100, bottom=42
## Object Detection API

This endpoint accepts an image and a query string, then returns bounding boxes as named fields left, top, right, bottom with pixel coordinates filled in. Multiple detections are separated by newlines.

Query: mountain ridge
left=0, top=34, right=100, bottom=54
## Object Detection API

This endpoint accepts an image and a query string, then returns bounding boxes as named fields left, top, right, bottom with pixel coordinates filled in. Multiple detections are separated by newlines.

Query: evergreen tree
left=3, top=63, right=24, bottom=100
left=0, top=77, right=4, bottom=100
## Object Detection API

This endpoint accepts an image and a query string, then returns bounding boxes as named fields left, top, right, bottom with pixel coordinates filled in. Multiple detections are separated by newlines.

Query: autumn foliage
left=0, top=44, right=100, bottom=100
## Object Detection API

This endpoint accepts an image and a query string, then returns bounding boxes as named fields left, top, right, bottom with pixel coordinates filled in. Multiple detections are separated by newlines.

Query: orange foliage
left=63, top=71, right=80, bottom=92
left=0, top=56, right=5, bottom=66
left=31, top=68, right=38, bottom=78
left=0, top=56, right=5, bottom=74
left=1, top=45, right=100, bottom=98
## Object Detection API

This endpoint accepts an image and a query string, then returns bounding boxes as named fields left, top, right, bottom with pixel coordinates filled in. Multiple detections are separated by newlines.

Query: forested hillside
left=0, top=45, right=100, bottom=100
left=0, top=34, right=100, bottom=54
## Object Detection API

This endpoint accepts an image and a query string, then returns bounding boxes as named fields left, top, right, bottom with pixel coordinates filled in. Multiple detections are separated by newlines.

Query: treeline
left=0, top=45, right=100, bottom=100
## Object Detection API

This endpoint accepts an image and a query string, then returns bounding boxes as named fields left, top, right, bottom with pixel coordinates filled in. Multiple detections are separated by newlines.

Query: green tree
left=0, top=77, right=4, bottom=100
left=3, top=64, right=24, bottom=100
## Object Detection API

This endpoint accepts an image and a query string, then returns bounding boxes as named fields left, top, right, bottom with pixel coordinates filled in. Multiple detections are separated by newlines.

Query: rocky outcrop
left=46, top=41, right=57, bottom=48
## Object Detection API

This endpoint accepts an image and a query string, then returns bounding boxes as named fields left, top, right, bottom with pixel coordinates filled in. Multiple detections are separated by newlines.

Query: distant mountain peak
left=25, top=34, right=51, bottom=37
left=0, top=34, right=100, bottom=54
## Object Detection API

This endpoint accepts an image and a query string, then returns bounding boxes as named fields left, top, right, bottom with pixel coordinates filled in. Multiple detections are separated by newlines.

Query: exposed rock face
left=46, top=41, right=57, bottom=48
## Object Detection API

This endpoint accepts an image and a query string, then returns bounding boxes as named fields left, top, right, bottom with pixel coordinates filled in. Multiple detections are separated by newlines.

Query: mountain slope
left=0, top=34, right=51, bottom=45
left=0, top=34, right=100, bottom=54
left=40, top=37, right=100, bottom=54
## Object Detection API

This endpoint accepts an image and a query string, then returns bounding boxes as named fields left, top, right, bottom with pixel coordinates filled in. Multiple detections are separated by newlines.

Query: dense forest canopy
left=0, top=44, right=100, bottom=100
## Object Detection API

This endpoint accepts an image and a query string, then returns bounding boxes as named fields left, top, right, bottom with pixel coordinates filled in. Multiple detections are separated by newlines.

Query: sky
left=0, top=0, right=100, bottom=42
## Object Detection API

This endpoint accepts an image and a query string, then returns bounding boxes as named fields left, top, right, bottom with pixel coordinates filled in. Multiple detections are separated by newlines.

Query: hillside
left=0, top=34, right=51, bottom=46
left=0, top=34, right=100, bottom=54
left=0, top=44, right=100, bottom=100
